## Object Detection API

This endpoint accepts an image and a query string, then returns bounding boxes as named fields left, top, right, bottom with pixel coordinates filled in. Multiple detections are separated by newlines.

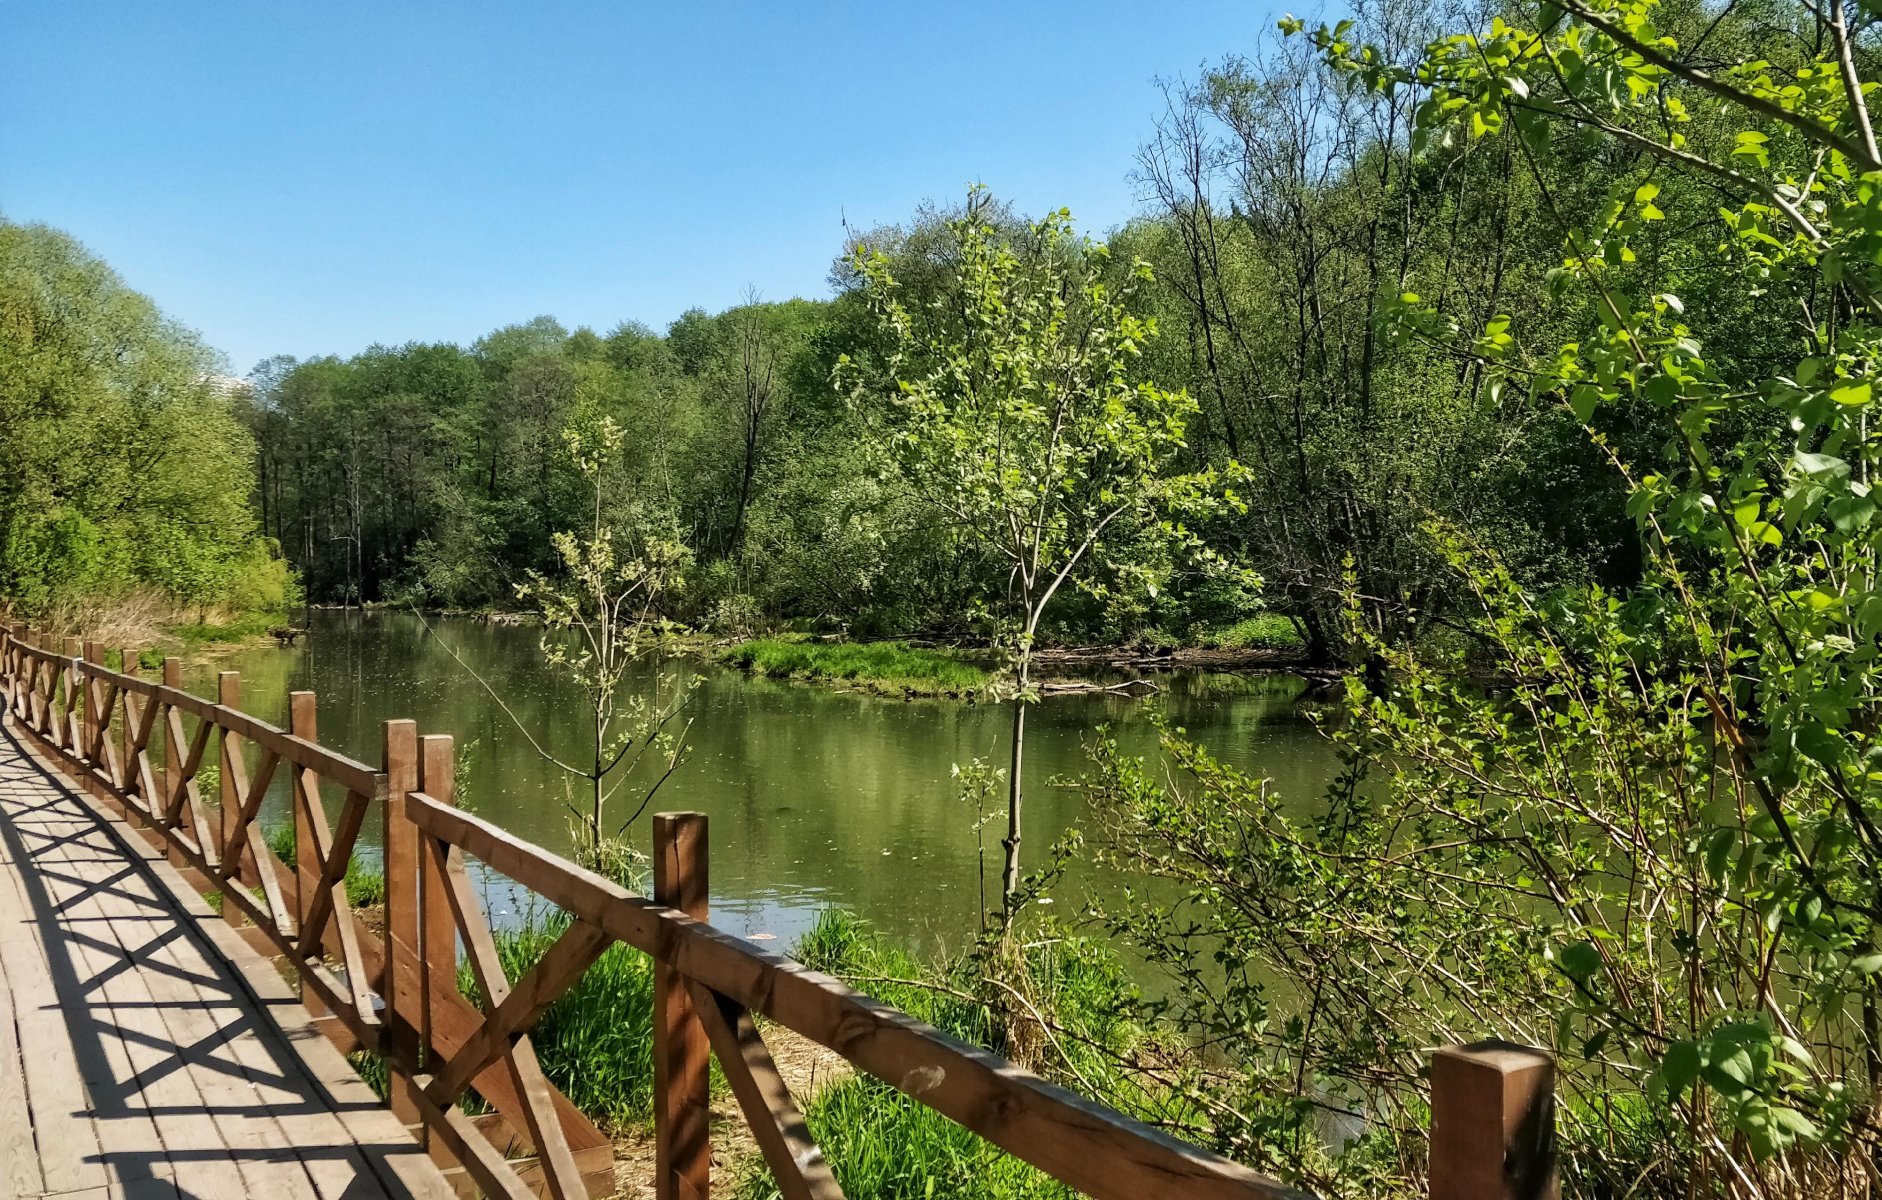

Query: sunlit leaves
left=1277, top=0, right=1882, bottom=1172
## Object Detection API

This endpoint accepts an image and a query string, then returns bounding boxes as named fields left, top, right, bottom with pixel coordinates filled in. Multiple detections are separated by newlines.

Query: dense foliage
left=0, top=219, right=291, bottom=624
left=1085, top=0, right=1882, bottom=1195
left=239, top=147, right=1646, bottom=657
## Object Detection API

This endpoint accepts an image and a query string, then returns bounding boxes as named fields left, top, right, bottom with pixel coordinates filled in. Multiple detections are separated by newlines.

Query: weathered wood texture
left=1429, top=1042, right=1559, bottom=1200
left=654, top=812, right=712, bottom=1200
left=0, top=716, right=455, bottom=1198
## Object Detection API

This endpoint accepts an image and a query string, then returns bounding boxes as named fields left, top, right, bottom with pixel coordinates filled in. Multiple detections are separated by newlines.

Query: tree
left=847, top=192, right=1247, bottom=921
left=1089, top=0, right=1882, bottom=1190
left=726, top=291, right=778, bottom=564
left=0, top=218, right=288, bottom=623
left=436, top=413, right=694, bottom=869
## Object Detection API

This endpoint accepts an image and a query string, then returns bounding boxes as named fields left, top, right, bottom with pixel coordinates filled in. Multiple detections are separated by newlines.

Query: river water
left=186, top=611, right=1342, bottom=954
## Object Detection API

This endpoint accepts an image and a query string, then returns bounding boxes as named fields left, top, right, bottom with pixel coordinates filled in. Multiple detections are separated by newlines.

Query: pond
left=185, top=610, right=1343, bottom=956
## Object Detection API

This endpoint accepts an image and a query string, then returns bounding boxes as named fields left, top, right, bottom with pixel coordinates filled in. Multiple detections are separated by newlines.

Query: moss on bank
left=716, top=638, right=991, bottom=696
left=1197, top=612, right=1305, bottom=651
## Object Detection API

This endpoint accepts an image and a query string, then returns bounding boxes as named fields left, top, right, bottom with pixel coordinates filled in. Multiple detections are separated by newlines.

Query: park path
left=0, top=722, right=456, bottom=1199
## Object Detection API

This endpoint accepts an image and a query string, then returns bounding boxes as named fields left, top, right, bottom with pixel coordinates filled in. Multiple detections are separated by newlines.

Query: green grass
left=265, top=823, right=387, bottom=909
left=735, top=911, right=1138, bottom=1200
left=1201, top=613, right=1305, bottom=652
left=461, top=913, right=664, bottom=1129
left=338, top=913, right=662, bottom=1128
left=718, top=639, right=990, bottom=696
left=159, top=610, right=291, bottom=651
left=746, top=1077, right=1076, bottom=1200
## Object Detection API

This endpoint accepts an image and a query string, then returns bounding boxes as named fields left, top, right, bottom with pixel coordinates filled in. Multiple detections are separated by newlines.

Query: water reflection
left=187, top=611, right=1341, bottom=954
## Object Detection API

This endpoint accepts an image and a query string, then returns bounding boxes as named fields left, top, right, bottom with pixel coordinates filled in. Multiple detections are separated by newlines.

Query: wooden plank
left=90, top=800, right=382, bottom=1200
left=407, top=793, right=1305, bottom=1200
left=0, top=899, right=46, bottom=1198
left=653, top=813, right=711, bottom=1200
left=18, top=775, right=250, bottom=1199
left=0, top=878, right=110, bottom=1194
left=0, top=827, right=177, bottom=1194
left=689, top=982, right=843, bottom=1200
left=7, top=723, right=458, bottom=1200
left=126, top=834, right=460, bottom=1200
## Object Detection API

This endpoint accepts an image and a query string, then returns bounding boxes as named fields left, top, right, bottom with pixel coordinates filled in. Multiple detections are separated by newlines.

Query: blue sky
left=3, top=2, right=1269, bottom=374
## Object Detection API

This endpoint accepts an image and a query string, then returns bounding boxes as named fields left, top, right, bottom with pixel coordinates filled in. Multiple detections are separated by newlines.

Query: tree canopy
left=0, top=218, right=290, bottom=622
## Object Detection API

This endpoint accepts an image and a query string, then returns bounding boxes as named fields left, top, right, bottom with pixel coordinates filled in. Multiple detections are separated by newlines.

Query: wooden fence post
left=218, top=671, right=242, bottom=920
left=1429, top=1041, right=1557, bottom=1200
left=383, top=718, right=421, bottom=1130
left=82, top=640, right=102, bottom=761
left=63, top=638, right=81, bottom=750
left=289, top=691, right=325, bottom=1016
left=653, top=812, right=711, bottom=1200
left=415, top=733, right=461, bottom=1172
left=119, top=648, right=137, bottom=786
left=162, top=658, right=185, bottom=868
left=416, top=733, right=456, bottom=1077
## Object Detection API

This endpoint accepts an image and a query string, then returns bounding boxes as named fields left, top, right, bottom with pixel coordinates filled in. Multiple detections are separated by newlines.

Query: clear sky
left=3, top=2, right=1270, bottom=374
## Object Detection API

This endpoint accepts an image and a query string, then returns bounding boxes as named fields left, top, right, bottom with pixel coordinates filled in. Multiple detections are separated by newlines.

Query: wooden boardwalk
left=0, top=723, right=455, bottom=1200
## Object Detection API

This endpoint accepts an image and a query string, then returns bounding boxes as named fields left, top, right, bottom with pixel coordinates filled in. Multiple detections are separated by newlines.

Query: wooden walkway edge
left=0, top=718, right=455, bottom=1200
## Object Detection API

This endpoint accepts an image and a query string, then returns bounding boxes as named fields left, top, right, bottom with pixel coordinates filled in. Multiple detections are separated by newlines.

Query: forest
left=230, top=7, right=1666, bottom=665
left=0, top=221, right=294, bottom=632
left=9, top=0, right=1882, bottom=1192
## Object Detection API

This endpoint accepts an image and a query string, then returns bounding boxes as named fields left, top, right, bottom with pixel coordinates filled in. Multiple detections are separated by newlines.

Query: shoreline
left=301, top=604, right=1327, bottom=697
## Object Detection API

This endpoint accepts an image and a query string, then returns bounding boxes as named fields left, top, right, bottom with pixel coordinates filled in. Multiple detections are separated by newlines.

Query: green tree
left=0, top=219, right=287, bottom=622
left=444, top=413, right=694, bottom=867
left=1090, top=0, right=1882, bottom=1191
left=847, top=193, right=1247, bottom=921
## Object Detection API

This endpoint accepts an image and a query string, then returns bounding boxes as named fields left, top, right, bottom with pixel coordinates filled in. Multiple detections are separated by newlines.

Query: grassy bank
left=716, top=638, right=991, bottom=697
left=735, top=911, right=1146, bottom=1200
left=1196, top=612, right=1304, bottom=651
left=159, top=609, right=292, bottom=654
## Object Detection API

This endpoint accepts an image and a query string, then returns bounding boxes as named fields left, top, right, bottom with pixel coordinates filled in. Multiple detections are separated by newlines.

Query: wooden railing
left=0, top=622, right=1558, bottom=1200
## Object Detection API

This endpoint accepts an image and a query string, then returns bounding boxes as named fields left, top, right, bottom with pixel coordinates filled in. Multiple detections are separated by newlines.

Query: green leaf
left=1570, top=384, right=1600, bottom=422
left=1660, top=1040, right=1702, bottom=1094
left=1558, top=941, right=1602, bottom=982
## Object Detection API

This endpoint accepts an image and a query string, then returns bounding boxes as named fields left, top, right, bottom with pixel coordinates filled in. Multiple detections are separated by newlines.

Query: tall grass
left=718, top=639, right=989, bottom=696
left=265, top=822, right=387, bottom=908
left=736, top=910, right=1140, bottom=1200
left=460, top=912, right=660, bottom=1129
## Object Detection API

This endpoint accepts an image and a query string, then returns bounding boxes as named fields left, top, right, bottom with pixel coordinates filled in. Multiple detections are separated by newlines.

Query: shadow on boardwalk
left=0, top=722, right=454, bottom=1199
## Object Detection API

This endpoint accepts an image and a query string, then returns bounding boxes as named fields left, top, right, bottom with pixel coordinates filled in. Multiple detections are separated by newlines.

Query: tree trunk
left=1000, top=657, right=1029, bottom=923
